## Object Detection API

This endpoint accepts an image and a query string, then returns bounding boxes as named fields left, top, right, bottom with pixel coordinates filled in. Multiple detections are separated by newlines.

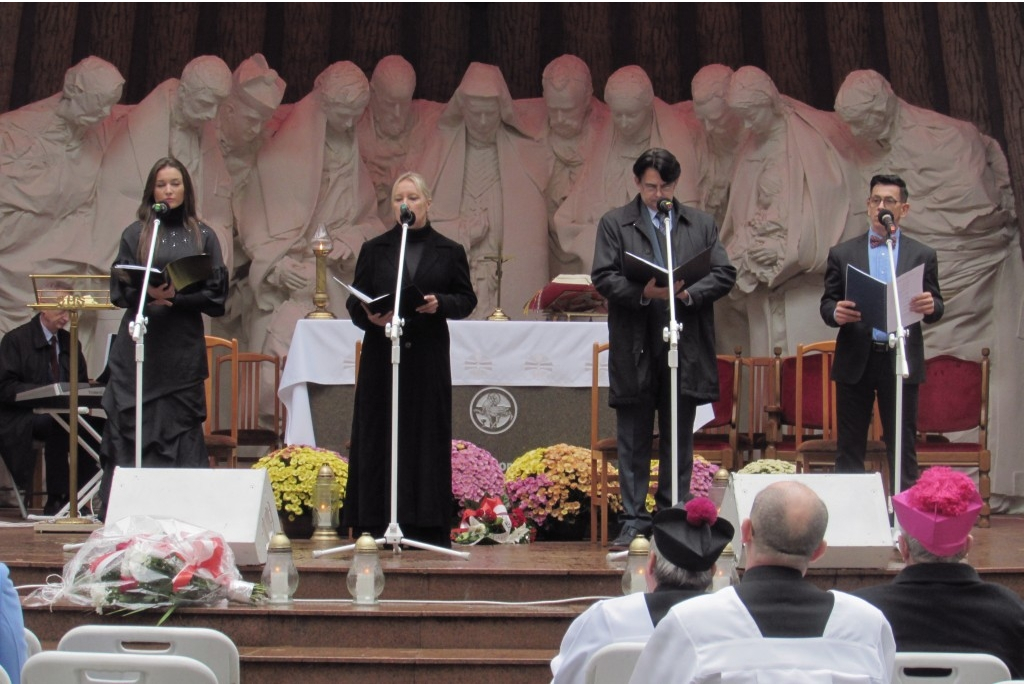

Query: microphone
left=656, top=199, right=673, bottom=215
left=399, top=203, right=415, bottom=227
left=877, top=208, right=897, bottom=235
left=152, top=202, right=169, bottom=215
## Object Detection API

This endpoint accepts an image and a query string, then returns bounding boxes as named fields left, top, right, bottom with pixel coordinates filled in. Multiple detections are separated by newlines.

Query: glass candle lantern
left=709, top=467, right=730, bottom=510
left=712, top=542, right=738, bottom=591
left=311, top=463, right=340, bottom=541
left=262, top=532, right=299, bottom=604
left=346, top=533, right=385, bottom=605
left=621, top=533, right=650, bottom=595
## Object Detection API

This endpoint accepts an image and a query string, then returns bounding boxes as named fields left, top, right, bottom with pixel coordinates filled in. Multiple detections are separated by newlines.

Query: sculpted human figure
left=687, top=64, right=745, bottom=226
left=356, top=55, right=442, bottom=223
left=414, top=62, right=549, bottom=318
left=238, top=61, right=383, bottom=357
left=835, top=69, right=1024, bottom=497
left=718, top=66, right=857, bottom=355
left=212, top=53, right=286, bottom=349
left=553, top=65, right=700, bottom=274
left=519, top=54, right=610, bottom=276
left=93, top=56, right=234, bottom=271
left=0, top=57, right=124, bottom=334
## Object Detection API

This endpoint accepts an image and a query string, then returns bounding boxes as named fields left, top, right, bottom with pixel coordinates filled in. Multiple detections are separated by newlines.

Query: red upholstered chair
left=692, top=351, right=740, bottom=471
left=765, top=341, right=888, bottom=492
left=915, top=348, right=991, bottom=527
left=737, top=353, right=775, bottom=465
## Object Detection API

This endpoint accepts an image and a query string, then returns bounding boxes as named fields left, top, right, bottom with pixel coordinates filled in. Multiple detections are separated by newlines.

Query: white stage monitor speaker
left=105, top=467, right=281, bottom=566
left=719, top=473, right=894, bottom=569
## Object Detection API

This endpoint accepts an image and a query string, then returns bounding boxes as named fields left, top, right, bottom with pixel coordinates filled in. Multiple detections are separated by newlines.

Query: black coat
left=854, top=563, right=1024, bottom=678
left=821, top=233, right=943, bottom=385
left=0, top=314, right=88, bottom=487
left=343, top=224, right=477, bottom=532
left=591, top=195, right=736, bottom=406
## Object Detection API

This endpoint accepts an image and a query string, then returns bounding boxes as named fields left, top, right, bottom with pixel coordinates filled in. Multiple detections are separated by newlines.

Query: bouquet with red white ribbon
left=451, top=495, right=533, bottom=545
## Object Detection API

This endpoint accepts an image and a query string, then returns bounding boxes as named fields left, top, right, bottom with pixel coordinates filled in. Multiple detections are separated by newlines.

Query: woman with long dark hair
left=97, top=157, right=228, bottom=515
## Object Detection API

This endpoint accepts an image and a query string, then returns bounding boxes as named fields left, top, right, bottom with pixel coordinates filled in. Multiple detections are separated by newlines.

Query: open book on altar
left=334, top=277, right=426, bottom=316
left=524, top=274, right=606, bottom=314
left=845, top=263, right=924, bottom=333
left=624, top=245, right=712, bottom=287
left=113, top=254, right=212, bottom=292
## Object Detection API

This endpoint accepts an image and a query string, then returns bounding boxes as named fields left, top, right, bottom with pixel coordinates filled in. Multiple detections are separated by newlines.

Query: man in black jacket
left=821, top=173, right=943, bottom=491
left=855, top=467, right=1024, bottom=678
left=0, top=310, right=94, bottom=514
left=592, top=148, right=736, bottom=549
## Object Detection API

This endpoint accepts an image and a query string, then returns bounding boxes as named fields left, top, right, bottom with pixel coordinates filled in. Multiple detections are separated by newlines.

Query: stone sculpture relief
left=237, top=61, right=383, bottom=358
left=0, top=57, right=124, bottom=334
left=552, top=65, right=701, bottom=274
left=413, top=62, right=550, bottom=319
left=356, top=55, right=443, bottom=224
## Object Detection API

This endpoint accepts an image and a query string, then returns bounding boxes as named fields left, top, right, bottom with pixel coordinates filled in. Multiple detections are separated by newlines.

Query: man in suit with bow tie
left=821, top=174, right=944, bottom=491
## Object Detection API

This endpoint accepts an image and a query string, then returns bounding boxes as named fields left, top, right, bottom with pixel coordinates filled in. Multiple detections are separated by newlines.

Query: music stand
left=29, top=274, right=115, bottom=528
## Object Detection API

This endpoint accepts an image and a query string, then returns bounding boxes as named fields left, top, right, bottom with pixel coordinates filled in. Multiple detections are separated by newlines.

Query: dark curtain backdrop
left=2, top=2, right=1021, bottom=249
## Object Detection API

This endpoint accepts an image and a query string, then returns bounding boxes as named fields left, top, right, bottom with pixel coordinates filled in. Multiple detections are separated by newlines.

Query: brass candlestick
left=306, top=224, right=336, bottom=320
left=484, top=249, right=511, bottom=321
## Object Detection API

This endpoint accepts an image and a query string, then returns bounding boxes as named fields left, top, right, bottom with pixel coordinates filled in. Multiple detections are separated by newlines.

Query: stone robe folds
left=237, top=90, right=384, bottom=356
left=415, top=105, right=550, bottom=317
left=0, top=95, right=119, bottom=334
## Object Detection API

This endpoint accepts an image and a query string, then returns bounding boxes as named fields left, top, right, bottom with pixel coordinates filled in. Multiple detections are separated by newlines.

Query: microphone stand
left=883, top=225, right=910, bottom=528
left=659, top=206, right=684, bottom=506
left=129, top=210, right=164, bottom=468
left=317, top=208, right=469, bottom=562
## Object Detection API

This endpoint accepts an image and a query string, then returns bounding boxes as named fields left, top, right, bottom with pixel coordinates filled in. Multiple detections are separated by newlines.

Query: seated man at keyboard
left=0, top=310, right=97, bottom=514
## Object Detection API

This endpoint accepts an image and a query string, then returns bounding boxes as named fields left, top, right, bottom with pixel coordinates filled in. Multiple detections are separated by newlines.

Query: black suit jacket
left=854, top=563, right=1024, bottom=678
left=0, top=314, right=88, bottom=485
left=820, top=233, right=943, bottom=385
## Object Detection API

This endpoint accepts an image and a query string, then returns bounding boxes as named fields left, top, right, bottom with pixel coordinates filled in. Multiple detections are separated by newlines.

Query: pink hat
left=893, top=467, right=981, bottom=556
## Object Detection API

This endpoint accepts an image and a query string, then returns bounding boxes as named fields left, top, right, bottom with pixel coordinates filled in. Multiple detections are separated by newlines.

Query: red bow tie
left=869, top=233, right=894, bottom=248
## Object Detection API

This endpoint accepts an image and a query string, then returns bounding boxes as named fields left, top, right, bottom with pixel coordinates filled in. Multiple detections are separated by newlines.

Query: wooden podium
left=28, top=275, right=115, bottom=529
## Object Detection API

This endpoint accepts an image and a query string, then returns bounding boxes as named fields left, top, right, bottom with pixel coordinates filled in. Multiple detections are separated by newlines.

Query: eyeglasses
left=868, top=196, right=902, bottom=209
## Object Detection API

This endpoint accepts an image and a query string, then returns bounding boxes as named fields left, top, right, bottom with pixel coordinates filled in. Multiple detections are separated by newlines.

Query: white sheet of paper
left=888, top=264, right=925, bottom=332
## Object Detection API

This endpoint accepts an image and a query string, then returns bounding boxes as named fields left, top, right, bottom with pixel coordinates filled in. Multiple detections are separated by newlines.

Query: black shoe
left=610, top=524, right=647, bottom=551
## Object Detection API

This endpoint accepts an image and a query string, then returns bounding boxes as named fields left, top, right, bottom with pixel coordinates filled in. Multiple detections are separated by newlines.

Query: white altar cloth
left=280, top=319, right=609, bottom=445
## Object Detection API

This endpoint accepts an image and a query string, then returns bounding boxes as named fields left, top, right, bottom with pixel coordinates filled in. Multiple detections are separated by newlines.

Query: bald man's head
left=745, top=481, right=829, bottom=571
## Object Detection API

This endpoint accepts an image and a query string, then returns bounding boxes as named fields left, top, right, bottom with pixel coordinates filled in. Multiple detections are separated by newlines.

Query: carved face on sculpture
left=605, top=67, right=655, bottom=144
left=835, top=71, right=899, bottom=143
left=370, top=56, right=415, bottom=138
left=462, top=95, right=502, bottom=144
left=692, top=65, right=740, bottom=143
left=219, top=98, right=268, bottom=147
left=542, top=55, right=592, bottom=139
left=727, top=67, right=782, bottom=140
left=316, top=62, right=371, bottom=136
left=58, top=57, right=124, bottom=130
left=177, top=57, right=232, bottom=128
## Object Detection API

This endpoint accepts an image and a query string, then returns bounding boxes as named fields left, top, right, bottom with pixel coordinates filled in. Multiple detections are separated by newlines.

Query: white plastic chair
left=57, top=625, right=239, bottom=683
left=0, top=663, right=10, bottom=684
left=24, top=627, right=42, bottom=657
left=583, top=641, right=646, bottom=684
left=21, top=651, right=217, bottom=684
left=893, top=652, right=1011, bottom=684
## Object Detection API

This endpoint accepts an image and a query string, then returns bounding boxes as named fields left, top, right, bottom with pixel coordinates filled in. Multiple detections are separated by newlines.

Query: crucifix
left=483, top=248, right=511, bottom=321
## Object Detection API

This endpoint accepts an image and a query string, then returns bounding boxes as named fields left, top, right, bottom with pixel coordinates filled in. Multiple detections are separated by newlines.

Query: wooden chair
left=915, top=348, right=992, bottom=527
left=588, top=342, right=660, bottom=547
left=204, top=336, right=238, bottom=468
left=215, top=352, right=283, bottom=459
left=737, top=352, right=775, bottom=465
left=692, top=351, right=741, bottom=470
